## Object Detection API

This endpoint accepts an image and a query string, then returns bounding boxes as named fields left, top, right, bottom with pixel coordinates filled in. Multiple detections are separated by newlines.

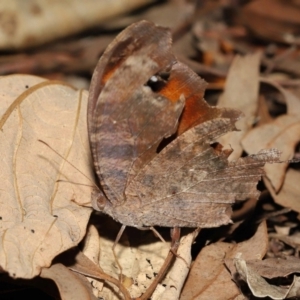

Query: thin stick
left=136, top=227, right=181, bottom=300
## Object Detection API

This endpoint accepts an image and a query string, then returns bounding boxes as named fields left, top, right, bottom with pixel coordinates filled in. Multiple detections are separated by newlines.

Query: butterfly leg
left=113, top=224, right=126, bottom=280
left=149, top=226, right=166, bottom=243
left=170, top=228, right=189, bottom=268
left=138, top=226, right=172, bottom=244
left=170, top=226, right=181, bottom=251
left=138, top=226, right=184, bottom=261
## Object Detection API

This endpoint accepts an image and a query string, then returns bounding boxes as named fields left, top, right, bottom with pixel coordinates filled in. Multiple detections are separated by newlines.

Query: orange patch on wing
left=101, top=59, right=125, bottom=85
left=159, top=76, right=212, bottom=134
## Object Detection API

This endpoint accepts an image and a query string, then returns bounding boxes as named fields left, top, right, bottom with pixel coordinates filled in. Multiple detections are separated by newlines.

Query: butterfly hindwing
left=124, top=118, right=281, bottom=227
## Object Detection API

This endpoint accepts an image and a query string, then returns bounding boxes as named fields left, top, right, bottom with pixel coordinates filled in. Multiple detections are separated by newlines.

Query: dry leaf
left=265, top=169, right=300, bottom=213
left=41, top=263, right=98, bottom=300
left=217, top=52, right=261, bottom=160
left=82, top=224, right=104, bottom=297
left=234, top=258, right=300, bottom=299
left=180, top=221, right=268, bottom=300
left=68, top=249, right=131, bottom=300
left=246, top=257, right=300, bottom=279
left=242, top=79, right=300, bottom=192
left=269, top=231, right=300, bottom=253
left=152, top=230, right=199, bottom=300
left=0, top=74, right=92, bottom=278
left=239, top=0, right=300, bottom=44
left=102, top=0, right=193, bottom=32
left=0, top=0, right=154, bottom=49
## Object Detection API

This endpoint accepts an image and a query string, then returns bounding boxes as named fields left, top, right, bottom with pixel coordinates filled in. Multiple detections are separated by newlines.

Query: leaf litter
left=1, top=1, right=300, bottom=299
left=0, top=75, right=93, bottom=278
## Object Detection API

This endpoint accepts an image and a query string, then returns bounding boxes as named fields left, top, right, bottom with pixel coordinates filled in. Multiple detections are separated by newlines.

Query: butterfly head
left=91, top=188, right=110, bottom=212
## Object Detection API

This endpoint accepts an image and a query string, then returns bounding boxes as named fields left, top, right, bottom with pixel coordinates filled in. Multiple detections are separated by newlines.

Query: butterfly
left=87, top=20, right=280, bottom=231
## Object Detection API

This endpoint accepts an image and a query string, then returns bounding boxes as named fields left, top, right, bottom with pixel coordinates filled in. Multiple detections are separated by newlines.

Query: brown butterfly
left=87, top=20, right=280, bottom=232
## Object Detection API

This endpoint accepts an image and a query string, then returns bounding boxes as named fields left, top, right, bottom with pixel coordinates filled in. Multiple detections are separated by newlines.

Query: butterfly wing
left=88, top=21, right=185, bottom=204
left=88, top=20, right=279, bottom=226
left=125, top=117, right=281, bottom=227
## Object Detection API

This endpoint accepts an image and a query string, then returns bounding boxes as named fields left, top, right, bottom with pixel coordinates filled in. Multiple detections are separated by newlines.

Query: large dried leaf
left=0, top=0, right=154, bottom=49
left=217, top=53, right=261, bottom=160
left=0, top=75, right=93, bottom=278
left=180, top=221, right=268, bottom=300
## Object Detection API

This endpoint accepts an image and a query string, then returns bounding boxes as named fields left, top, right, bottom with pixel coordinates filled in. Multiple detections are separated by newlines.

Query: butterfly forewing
left=88, top=21, right=185, bottom=204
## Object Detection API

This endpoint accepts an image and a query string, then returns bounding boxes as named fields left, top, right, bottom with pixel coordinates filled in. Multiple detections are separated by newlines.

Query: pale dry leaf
left=265, top=169, right=300, bottom=213
left=246, top=257, right=300, bottom=279
left=152, top=229, right=199, bottom=300
left=0, top=0, right=155, bottom=49
left=233, top=295, right=247, bottom=300
left=41, top=263, right=98, bottom=300
left=82, top=224, right=101, bottom=265
left=274, top=224, right=291, bottom=236
left=180, top=221, right=268, bottom=300
left=234, top=258, right=291, bottom=299
left=242, top=115, right=300, bottom=192
left=103, top=0, right=189, bottom=31
left=258, top=78, right=300, bottom=118
left=257, top=94, right=274, bottom=125
left=287, top=276, right=300, bottom=299
left=242, top=79, right=300, bottom=192
left=0, top=75, right=93, bottom=278
left=217, top=52, right=261, bottom=160
left=82, top=224, right=104, bottom=297
left=0, top=74, right=46, bottom=117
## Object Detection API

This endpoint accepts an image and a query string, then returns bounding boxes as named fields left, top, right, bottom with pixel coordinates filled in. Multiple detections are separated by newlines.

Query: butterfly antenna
left=38, top=139, right=99, bottom=190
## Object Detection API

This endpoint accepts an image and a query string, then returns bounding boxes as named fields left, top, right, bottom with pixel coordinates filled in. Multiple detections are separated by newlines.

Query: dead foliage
left=0, top=1, right=300, bottom=299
